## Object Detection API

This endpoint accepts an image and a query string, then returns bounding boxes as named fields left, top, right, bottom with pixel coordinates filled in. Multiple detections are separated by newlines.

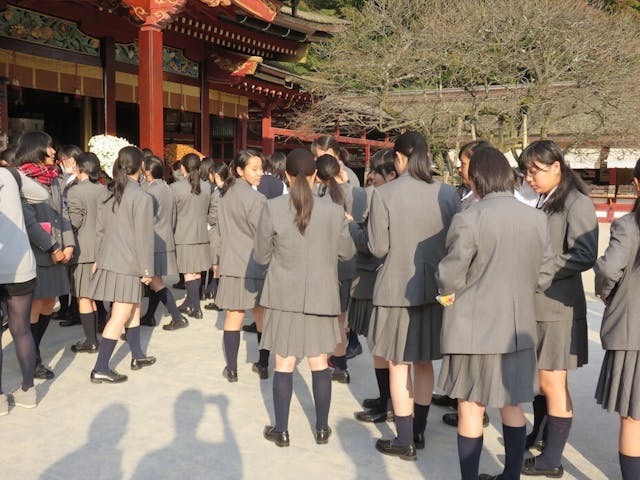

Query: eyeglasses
left=524, top=165, right=549, bottom=178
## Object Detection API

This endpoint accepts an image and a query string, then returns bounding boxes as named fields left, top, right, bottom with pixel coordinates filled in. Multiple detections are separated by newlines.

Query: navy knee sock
left=413, top=403, right=430, bottom=436
left=144, top=290, right=160, bottom=319
left=185, top=279, right=201, bottom=311
left=535, top=416, right=572, bottom=469
left=502, top=424, right=526, bottom=479
left=79, top=312, right=97, bottom=345
left=35, top=314, right=51, bottom=349
left=256, top=332, right=269, bottom=367
left=458, top=434, right=483, bottom=480
left=124, top=326, right=145, bottom=359
left=374, top=367, right=391, bottom=410
left=312, top=368, right=332, bottom=430
left=394, top=414, right=413, bottom=447
left=273, top=371, right=293, bottom=433
left=620, top=452, right=640, bottom=480
left=529, top=394, right=548, bottom=443
left=223, top=331, right=240, bottom=371
left=94, top=338, right=117, bottom=373
left=156, top=287, right=182, bottom=323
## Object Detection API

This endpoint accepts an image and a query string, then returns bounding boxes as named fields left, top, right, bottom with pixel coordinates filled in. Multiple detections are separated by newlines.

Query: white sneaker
left=9, top=387, right=36, bottom=408
left=0, top=395, right=8, bottom=416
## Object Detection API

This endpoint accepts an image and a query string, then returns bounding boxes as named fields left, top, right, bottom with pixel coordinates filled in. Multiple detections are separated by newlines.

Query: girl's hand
left=345, top=212, right=354, bottom=221
left=92, top=263, right=97, bottom=274
left=140, top=276, right=153, bottom=286
left=51, top=248, right=65, bottom=264
left=61, top=246, right=74, bottom=264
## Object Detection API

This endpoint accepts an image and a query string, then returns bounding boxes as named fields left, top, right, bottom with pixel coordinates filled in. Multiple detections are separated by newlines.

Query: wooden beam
left=101, top=37, right=117, bottom=135
left=271, top=127, right=393, bottom=148
left=262, top=105, right=274, bottom=155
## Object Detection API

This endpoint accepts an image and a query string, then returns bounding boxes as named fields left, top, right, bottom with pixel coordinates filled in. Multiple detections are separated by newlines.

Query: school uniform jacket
left=348, top=186, right=381, bottom=273
left=67, top=179, right=105, bottom=264
left=368, top=173, right=460, bottom=307
left=170, top=178, right=215, bottom=246
left=216, top=179, right=267, bottom=279
left=253, top=194, right=356, bottom=315
left=23, top=177, right=75, bottom=267
left=145, top=179, right=177, bottom=254
left=594, top=213, right=640, bottom=350
left=535, top=189, right=598, bottom=322
left=94, top=179, right=154, bottom=277
left=337, top=182, right=365, bottom=281
left=436, top=192, right=555, bottom=354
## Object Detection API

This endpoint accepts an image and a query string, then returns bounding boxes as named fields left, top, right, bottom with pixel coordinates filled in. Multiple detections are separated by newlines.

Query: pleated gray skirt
left=347, top=298, right=373, bottom=337
left=87, top=268, right=143, bottom=304
left=216, top=275, right=263, bottom=310
left=154, top=250, right=178, bottom=276
left=260, top=308, right=341, bottom=358
left=339, top=279, right=352, bottom=313
left=438, top=348, right=537, bottom=408
left=536, top=318, right=588, bottom=370
left=595, top=350, right=640, bottom=419
left=72, top=263, right=94, bottom=299
left=176, top=243, right=211, bottom=274
left=368, top=304, right=443, bottom=364
left=350, top=269, right=376, bottom=300
left=34, top=263, right=70, bottom=299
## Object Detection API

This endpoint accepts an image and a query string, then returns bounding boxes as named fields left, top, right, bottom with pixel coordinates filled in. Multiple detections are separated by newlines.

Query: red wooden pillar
left=138, top=25, right=164, bottom=155
left=361, top=130, right=370, bottom=167
left=241, top=116, right=248, bottom=150
left=262, top=105, right=274, bottom=156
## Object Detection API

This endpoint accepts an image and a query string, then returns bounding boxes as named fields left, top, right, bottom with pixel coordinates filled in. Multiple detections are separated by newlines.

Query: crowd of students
left=0, top=129, right=639, bottom=480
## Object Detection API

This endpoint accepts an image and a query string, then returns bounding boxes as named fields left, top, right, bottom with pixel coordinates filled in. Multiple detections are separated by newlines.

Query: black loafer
left=521, top=457, right=564, bottom=478
left=354, top=408, right=392, bottom=423
left=431, top=393, right=458, bottom=408
left=162, top=318, right=189, bottom=331
left=204, top=302, right=221, bottom=311
left=526, top=433, right=546, bottom=452
left=315, top=427, right=332, bottom=445
left=188, top=309, right=203, bottom=319
left=414, top=433, right=425, bottom=450
left=443, top=412, right=490, bottom=427
left=131, top=356, right=156, bottom=370
left=264, top=426, right=290, bottom=447
left=362, top=397, right=382, bottom=409
left=346, top=342, right=363, bottom=359
left=331, top=368, right=350, bottom=384
left=70, top=341, right=99, bottom=353
left=242, top=322, right=258, bottom=333
left=223, top=366, right=238, bottom=383
left=90, top=369, right=127, bottom=384
left=177, top=304, right=194, bottom=315
left=374, top=439, right=417, bottom=461
left=59, top=318, right=81, bottom=327
left=252, top=363, right=269, bottom=380
left=34, top=364, right=54, bottom=380
left=140, top=314, right=156, bottom=327
left=172, top=281, right=185, bottom=289
left=479, top=475, right=500, bottom=480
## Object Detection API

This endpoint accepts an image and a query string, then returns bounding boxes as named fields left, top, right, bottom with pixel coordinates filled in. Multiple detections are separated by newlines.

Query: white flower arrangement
left=87, top=134, right=133, bottom=176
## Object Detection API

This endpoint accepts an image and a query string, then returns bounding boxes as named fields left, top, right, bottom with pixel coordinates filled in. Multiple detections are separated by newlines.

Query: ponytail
left=106, top=146, right=143, bottom=211
left=220, top=175, right=236, bottom=196
left=181, top=153, right=202, bottom=195
left=290, top=170, right=314, bottom=235
left=221, top=149, right=261, bottom=197
left=316, top=154, right=346, bottom=211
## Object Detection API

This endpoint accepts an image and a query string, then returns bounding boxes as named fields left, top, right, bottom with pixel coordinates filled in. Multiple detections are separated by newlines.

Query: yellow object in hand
left=436, top=293, right=456, bottom=307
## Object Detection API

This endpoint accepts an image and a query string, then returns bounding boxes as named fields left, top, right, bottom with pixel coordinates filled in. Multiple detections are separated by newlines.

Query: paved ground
left=1, top=223, right=622, bottom=479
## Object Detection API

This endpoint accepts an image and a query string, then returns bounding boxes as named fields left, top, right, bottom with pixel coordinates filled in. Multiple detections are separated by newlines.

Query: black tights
left=1, top=293, right=36, bottom=393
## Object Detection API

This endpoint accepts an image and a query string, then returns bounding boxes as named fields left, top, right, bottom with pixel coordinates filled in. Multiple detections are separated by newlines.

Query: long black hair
left=393, top=131, right=433, bottom=183
left=268, top=152, right=287, bottom=182
left=209, top=161, right=229, bottom=187
left=107, top=146, right=143, bottom=210
left=370, top=149, right=397, bottom=177
left=286, top=149, right=316, bottom=234
left=310, top=135, right=340, bottom=158
left=76, top=152, right=101, bottom=183
left=199, top=156, right=215, bottom=182
left=519, top=140, right=588, bottom=214
left=468, top=147, right=515, bottom=198
left=144, top=155, right=165, bottom=180
left=220, top=149, right=261, bottom=196
left=181, top=153, right=202, bottom=195
left=316, top=154, right=346, bottom=211
left=15, top=131, right=54, bottom=166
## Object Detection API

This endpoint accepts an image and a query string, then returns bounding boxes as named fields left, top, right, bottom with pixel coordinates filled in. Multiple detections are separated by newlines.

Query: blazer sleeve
left=132, top=193, right=155, bottom=276
left=18, top=173, right=49, bottom=203
left=436, top=211, right=477, bottom=294
left=537, top=221, right=556, bottom=292
left=95, top=201, right=105, bottom=261
left=594, top=218, right=633, bottom=299
left=349, top=219, right=372, bottom=255
left=338, top=215, right=357, bottom=261
left=60, top=196, right=76, bottom=249
left=22, top=200, right=56, bottom=252
left=553, top=195, right=598, bottom=280
left=66, top=187, right=85, bottom=231
left=367, top=188, right=390, bottom=258
left=247, top=194, right=267, bottom=236
left=253, top=203, right=274, bottom=266
left=208, top=190, right=218, bottom=229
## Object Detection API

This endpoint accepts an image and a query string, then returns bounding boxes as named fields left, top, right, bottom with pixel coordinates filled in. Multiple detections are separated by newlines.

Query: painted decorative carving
left=200, top=0, right=232, bottom=6
left=116, top=42, right=200, bottom=78
left=211, top=52, right=262, bottom=76
left=120, top=0, right=187, bottom=28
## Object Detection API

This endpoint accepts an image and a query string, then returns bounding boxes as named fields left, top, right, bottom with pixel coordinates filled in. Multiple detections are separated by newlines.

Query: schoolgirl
left=594, top=157, right=640, bottom=480
left=170, top=153, right=215, bottom=320
left=350, top=149, right=398, bottom=424
left=316, top=154, right=365, bottom=384
left=67, top=152, right=106, bottom=352
left=436, top=147, right=554, bottom=480
left=519, top=140, right=598, bottom=477
left=141, top=155, right=187, bottom=331
left=215, top=150, right=267, bottom=382
left=311, top=135, right=360, bottom=186
left=255, top=149, right=356, bottom=446
left=15, top=131, right=75, bottom=380
left=87, top=146, right=155, bottom=383
left=367, top=131, right=459, bottom=460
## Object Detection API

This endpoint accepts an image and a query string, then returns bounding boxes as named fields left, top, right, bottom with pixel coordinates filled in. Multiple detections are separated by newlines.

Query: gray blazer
left=145, top=180, right=177, bottom=254
left=170, top=178, right=215, bottom=245
left=254, top=194, right=356, bottom=315
left=594, top=213, right=640, bottom=350
left=348, top=186, right=381, bottom=273
left=336, top=182, right=365, bottom=280
left=368, top=174, right=460, bottom=306
left=67, top=179, right=106, bottom=264
left=437, top=192, right=555, bottom=354
left=95, top=180, right=154, bottom=277
left=208, top=187, right=222, bottom=264
left=24, top=177, right=75, bottom=267
left=534, top=189, right=598, bottom=322
left=217, top=179, right=267, bottom=278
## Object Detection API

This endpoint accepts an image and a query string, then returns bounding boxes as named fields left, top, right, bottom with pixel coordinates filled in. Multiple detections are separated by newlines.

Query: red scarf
left=19, top=162, right=59, bottom=186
